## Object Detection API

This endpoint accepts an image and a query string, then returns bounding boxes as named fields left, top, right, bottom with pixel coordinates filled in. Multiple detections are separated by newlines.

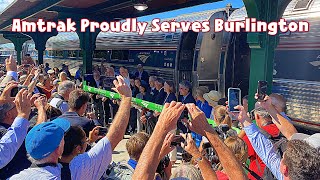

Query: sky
left=138, top=0, right=244, bottom=21
left=0, top=0, right=14, bottom=13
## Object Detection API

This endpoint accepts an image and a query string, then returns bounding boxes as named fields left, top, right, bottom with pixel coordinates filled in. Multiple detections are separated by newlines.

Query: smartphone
left=10, top=85, right=28, bottom=97
left=98, top=127, right=108, bottom=136
left=228, top=88, right=241, bottom=112
left=202, top=142, right=212, bottom=149
left=183, top=108, right=189, bottom=119
left=170, top=135, right=185, bottom=146
left=257, top=81, right=268, bottom=101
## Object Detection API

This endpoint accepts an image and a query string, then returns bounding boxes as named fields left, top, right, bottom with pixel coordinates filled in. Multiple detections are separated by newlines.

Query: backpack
left=103, top=161, right=134, bottom=180
left=259, top=128, right=288, bottom=180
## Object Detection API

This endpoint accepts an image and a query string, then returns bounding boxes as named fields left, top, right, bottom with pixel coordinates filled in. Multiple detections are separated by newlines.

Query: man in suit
left=149, top=76, right=158, bottom=100
left=91, top=71, right=106, bottom=126
left=154, top=77, right=166, bottom=105
left=178, top=80, right=196, bottom=133
left=135, top=64, right=149, bottom=83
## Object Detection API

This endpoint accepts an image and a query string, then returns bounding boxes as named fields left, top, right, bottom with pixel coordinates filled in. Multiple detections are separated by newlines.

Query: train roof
left=229, top=0, right=320, bottom=21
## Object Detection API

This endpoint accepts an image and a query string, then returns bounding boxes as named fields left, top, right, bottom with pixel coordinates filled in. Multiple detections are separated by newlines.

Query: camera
left=183, top=108, right=189, bottom=119
left=170, top=135, right=185, bottom=146
left=11, top=85, right=28, bottom=97
left=98, top=127, right=108, bottom=136
left=157, top=156, right=170, bottom=177
left=257, top=80, right=268, bottom=101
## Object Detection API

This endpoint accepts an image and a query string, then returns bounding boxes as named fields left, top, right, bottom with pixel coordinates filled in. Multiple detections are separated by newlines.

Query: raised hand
left=89, top=126, right=102, bottom=143
left=185, top=103, right=212, bottom=136
left=112, top=75, right=132, bottom=98
left=34, top=96, right=47, bottom=109
left=140, top=115, right=147, bottom=124
left=182, top=133, right=201, bottom=157
left=5, top=55, right=17, bottom=72
left=231, top=105, right=251, bottom=125
left=255, top=93, right=274, bottom=111
left=157, top=101, right=185, bottom=133
left=0, top=81, right=18, bottom=104
left=159, top=133, right=175, bottom=160
left=15, top=89, right=31, bottom=119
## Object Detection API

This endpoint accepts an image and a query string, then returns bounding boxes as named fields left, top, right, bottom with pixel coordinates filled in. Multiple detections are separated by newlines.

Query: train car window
left=54, top=50, right=63, bottom=58
left=164, top=34, right=173, bottom=42
left=111, top=50, right=129, bottom=60
left=47, top=50, right=54, bottom=57
left=94, top=50, right=109, bottom=59
left=293, top=0, right=313, bottom=11
left=68, top=50, right=77, bottom=58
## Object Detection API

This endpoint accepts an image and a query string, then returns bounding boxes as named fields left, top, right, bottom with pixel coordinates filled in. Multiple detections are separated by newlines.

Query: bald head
left=270, top=93, right=286, bottom=113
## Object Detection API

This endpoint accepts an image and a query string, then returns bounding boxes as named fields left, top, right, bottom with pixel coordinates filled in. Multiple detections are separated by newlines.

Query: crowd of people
left=0, top=54, right=319, bottom=180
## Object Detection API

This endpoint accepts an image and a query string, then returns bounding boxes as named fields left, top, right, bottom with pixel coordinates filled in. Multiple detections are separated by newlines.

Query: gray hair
left=254, top=107, right=272, bottom=120
left=179, top=80, right=192, bottom=91
left=58, top=80, right=75, bottom=95
left=270, top=93, right=287, bottom=112
left=149, top=76, right=157, bottom=81
left=171, top=164, right=203, bottom=180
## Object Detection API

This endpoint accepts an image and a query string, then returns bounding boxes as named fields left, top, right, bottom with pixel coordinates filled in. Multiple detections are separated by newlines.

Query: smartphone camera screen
left=257, top=81, right=268, bottom=101
left=228, top=88, right=241, bottom=112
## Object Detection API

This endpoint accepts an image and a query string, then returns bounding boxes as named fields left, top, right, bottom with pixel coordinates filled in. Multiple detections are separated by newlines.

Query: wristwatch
left=194, top=156, right=203, bottom=163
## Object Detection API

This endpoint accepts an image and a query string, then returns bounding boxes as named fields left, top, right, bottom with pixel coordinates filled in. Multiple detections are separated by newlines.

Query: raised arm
left=23, top=67, right=37, bottom=86
left=256, top=95, right=297, bottom=139
left=34, top=96, right=48, bottom=124
left=0, top=55, right=18, bottom=86
left=233, top=105, right=283, bottom=180
left=0, top=89, right=31, bottom=168
left=185, top=104, right=248, bottom=180
left=106, top=75, right=132, bottom=150
left=132, top=101, right=185, bottom=180
left=183, top=133, right=217, bottom=180
left=27, top=69, right=40, bottom=94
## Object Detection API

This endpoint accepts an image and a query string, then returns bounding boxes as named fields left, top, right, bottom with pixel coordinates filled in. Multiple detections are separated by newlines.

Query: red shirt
left=216, top=170, right=229, bottom=180
left=242, top=124, right=280, bottom=180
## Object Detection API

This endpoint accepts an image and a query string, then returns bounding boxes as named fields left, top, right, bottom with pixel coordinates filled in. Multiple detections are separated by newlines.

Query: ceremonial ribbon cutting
left=82, top=82, right=241, bottom=133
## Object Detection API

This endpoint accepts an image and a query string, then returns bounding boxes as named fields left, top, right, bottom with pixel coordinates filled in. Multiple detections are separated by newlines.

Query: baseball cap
left=291, top=133, right=320, bottom=149
left=0, top=103, right=15, bottom=115
left=25, top=118, right=70, bottom=160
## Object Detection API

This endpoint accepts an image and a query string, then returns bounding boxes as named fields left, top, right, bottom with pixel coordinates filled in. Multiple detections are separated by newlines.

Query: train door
left=176, top=31, right=198, bottom=85
left=224, top=32, right=250, bottom=97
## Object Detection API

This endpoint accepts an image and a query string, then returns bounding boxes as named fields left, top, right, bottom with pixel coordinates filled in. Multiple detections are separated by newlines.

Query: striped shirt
left=70, top=137, right=112, bottom=180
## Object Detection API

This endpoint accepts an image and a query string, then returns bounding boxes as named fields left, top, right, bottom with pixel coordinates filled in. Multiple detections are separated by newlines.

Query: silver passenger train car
left=0, top=0, right=319, bottom=131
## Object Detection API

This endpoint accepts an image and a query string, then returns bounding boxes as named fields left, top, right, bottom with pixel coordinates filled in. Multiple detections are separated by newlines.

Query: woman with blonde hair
left=214, top=105, right=233, bottom=128
left=215, top=136, right=248, bottom=179
left=59, top=71, right=68, bottom=82
left=171, top=164, right=204, bottom=180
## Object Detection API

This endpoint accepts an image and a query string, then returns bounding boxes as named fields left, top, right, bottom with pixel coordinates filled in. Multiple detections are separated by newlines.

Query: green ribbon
left=83, top=82, right=241, bottom=133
